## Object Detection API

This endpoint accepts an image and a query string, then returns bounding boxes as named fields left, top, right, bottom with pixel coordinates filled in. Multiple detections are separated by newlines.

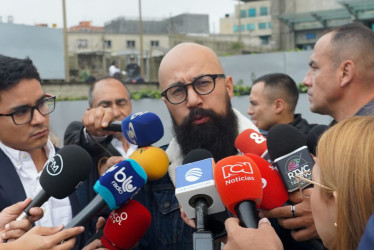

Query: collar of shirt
left=111, top=137, right=138, bottom=158
left=0, top=139, right=55, bottom=172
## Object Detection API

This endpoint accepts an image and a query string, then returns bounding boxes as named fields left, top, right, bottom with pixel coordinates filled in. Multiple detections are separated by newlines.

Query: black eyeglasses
left=161, top=74, right=226, bottom=105
left=0, top=95, right=56, bottom=125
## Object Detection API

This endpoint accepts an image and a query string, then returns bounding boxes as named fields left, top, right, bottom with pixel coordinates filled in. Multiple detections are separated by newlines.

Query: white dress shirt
left=0, top=140, right=72, bottom=227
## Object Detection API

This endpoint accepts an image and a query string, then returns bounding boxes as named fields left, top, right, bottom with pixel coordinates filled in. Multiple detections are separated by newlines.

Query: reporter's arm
left=223, top=217, right=283, bottom=250
left=0, top=225, right=84, bottom=250
left=259, top=188, right=319, bottom=241
left=0, top=198, right=43, bottom=242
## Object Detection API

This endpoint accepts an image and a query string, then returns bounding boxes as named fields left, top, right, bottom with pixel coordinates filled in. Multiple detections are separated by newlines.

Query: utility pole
left=138, top=0, right=144, bottom=78
left=238, top=0, right=242, bottom=45
left=62, top=0, right=70, bottom=82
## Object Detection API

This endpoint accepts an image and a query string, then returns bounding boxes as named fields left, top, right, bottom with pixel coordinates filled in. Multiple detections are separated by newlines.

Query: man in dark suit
left=0, top=55, right=84, bottom=248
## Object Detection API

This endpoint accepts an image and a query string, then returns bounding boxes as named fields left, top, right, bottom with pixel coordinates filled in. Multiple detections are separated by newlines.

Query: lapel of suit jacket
left=0, top=149, right=27, bottom=206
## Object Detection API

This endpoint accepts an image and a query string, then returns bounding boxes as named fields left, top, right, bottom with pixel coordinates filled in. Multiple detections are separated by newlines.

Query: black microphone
left=266, top=124, right=314, bottom=192
left=17, top=145, right=92, bottom=220
left=307, top=125, right=329, bottom=156
left=102, top=121, right=122, bottom=132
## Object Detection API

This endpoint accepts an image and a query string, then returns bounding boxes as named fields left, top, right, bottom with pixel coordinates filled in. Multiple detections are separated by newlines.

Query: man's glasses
left=295, top=170, right=334, bottom=198
left=0, top=95, right=56, bottom=125
left=161, top=74, right=226, bottom=105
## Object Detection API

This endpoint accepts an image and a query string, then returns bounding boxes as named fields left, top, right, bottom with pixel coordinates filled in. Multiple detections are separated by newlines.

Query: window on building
left=104, top=40, right=112, bottom=48
left=268, top=22, right=272, bottom=29
left=305, top=33, right=316, bottom=40
left=150, top=40, right=159, bottom=47
left=77, top=39, right=88, bottom=49
left=258, top=22, right=267, bottom=30
left=127, top=40, right=135, bottom=48
left=241, top=25, right=245, bottom=31
left=260, top=7, right=268, bottom=16
left=233, top=25, right=238, bottom=33
left=240, top=10, right=246, bottom=18
left=248, top=8, right=256, bottom=17
left=260, top=36, right=270, bottom=45
left=247, top=23, right=255, bottom=31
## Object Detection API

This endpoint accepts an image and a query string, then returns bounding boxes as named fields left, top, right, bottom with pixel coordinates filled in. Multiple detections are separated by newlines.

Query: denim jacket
left=133, top=173, right=194, bottom=250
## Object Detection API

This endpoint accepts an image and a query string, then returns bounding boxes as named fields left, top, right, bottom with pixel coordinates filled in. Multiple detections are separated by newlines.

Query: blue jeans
left=133, top=174, right=194, bottom=250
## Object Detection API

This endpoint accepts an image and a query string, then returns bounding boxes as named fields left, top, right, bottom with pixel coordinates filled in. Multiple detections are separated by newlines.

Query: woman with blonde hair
left=309, top=115, right=374, bottom=250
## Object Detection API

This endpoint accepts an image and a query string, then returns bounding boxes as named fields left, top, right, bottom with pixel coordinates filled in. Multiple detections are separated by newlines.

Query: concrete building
left=220, top=0, right=374, bottom=50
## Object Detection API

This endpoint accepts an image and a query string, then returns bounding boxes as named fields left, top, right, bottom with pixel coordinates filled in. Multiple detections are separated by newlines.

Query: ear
left=339, top=60, right=355, bottom=88
left=224, top=75, right=234, bottom=99
left=273, top=99, right=285, bottom=114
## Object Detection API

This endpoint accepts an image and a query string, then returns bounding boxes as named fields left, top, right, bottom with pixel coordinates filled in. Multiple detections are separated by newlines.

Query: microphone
left=266, top=124, right=314, bottom=192
left=121, top=111, right=164, bottom=147
left=129, top=146, right=169, bottom=181
left=17, top=145, right=92, bottom=220
left=103, top=121, right=122, bottom=132
left=176, top=149, right=224, bottom=249
left=64, top=159, right=147, bottom=228
left=307, top=125, right=329, bottom=156
left=214, top=155, right=263, bottom=228
left=235, top=129, right=270, bottom=161
left=244, top=153, right=289, bottom=210
left=100, top=200, right=152, bottom=250
left=175, top=151, right=225, bottom=221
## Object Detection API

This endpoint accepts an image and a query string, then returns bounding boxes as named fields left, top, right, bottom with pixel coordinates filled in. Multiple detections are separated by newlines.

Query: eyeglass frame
left=295, top=170, right=335, bottom=198
left=161, top=74, right=226, bottom=105
left=0, top=94, right=56, bottom=125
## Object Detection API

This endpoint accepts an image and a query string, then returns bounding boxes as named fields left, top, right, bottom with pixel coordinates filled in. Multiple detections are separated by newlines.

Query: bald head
left=158, top=43, right=224, bottom=90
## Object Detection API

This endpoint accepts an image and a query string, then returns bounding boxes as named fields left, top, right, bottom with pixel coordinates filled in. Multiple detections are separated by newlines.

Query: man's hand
left=0, top=198, right=44, bottom=242
left=259, top=188, right=319, bottom=241
left=179, top=205, right=196, bottom=228
left=4, top=225, right=84, bottom=250
left=98, top=156, right=125, bottom=176
left=82, top=107, right=120, bottom=137
left=223, top=217, right=283, bottom=250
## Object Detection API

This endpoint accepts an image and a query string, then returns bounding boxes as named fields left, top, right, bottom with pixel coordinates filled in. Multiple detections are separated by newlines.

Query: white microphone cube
left=175, top=158, right=225, bottom=219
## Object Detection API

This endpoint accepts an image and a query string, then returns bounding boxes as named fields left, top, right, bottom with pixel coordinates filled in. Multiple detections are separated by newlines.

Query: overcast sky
left=0, top=0, right=236, bottom=32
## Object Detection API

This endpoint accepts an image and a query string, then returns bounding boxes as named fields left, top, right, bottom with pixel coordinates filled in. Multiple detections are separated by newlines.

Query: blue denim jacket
left=133, top=173, right=194, bottom=250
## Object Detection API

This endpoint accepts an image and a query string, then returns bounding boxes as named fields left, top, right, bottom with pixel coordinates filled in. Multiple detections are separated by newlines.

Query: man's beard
left=172, top=99, right=238, bottom=162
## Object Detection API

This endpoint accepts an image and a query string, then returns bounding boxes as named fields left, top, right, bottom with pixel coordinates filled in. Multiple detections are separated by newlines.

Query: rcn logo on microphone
left=108, top=210, right=128, bottom=226
left=46, top=154, right=63, bottom=176
left=222, top=162, right=255, bottom=185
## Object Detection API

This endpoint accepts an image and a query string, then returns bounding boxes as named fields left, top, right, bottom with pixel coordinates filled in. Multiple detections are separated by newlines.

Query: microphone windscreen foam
left=182, top=148, right=214, bottom=164
left=307, top=125, right=329, bottom=156
left=94, top=159, right=147, bottom=210
left=121, top=111, right=164, bottom=147
left=235, top=129, right=267, bottom=156
left=129, top=146, right=169, bottom=181
left=101, top=199, right=151, bottom=250
left=266, top=124, right=306, bottom=161
left=40, top=145, right=92, bottom=199
left=244, top=153, right=288, bottom=209
left=214, top=155, right=263, bottom=215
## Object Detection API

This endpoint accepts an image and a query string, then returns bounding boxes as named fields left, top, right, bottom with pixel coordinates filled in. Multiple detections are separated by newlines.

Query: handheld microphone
left=307, top=125, right=329, bottom=156
left=121, top=111, right=164, bottom=147
left=175, top=157, right=225, bottom=220
left=235, top=129, right=270, bottom=161
left=244, top=153, right=289, bottom=210
left=17, top=145, right=92, bottom=220
left=129, top=146, right=169, bottom=180
left=267, top=124, right=314, bottom=192
left=64, top=159, right=147, bottom=228
left=101, top=200, right=152, bottom=250
left=214, top=155, right=263, bottom=228
left=103, top=121, right=122, bottom=132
